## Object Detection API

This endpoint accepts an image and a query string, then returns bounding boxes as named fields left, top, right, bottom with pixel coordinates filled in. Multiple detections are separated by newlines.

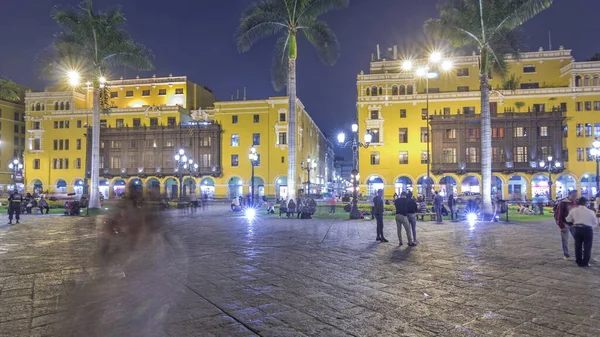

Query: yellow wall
left=358, top=48, right=600, bottom=200
left=0, top=99, right=26, bottom=187
left=208, top=97, right=333, bottom=199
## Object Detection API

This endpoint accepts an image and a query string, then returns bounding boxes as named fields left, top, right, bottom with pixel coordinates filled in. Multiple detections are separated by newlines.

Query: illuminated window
left=175, top=88, right=184, bottom=95
left=514, top=127, right=527, bottom=137
left=492, top=127, right=504, bottom=139
left=420, top=127, right=428, bottom=143
left=278, top=132, right=287, bottom=145
left=443, top=148, right=456, bottom=163
left=577, top=148, right=584, bottom=162
left=492, top=147, right=504, bottom=162
left=399, top=128, right=408, bottom=143
left=399, top=151, right=408, bottom=164
left=445, top=129, right=456, bottom=139
left=370, top=152, right=380, bottom=165
left=116, top=119, right=124, bottom=128
left=231, top=154, right=239, bottom=167
left=539, top=126, right=548, bottom=137
left=466, top=147, right=479, bottom=163
left=231, top=134, right=239, bottom=147
left=420, top=151, right=429, bottom=164
left=514, top=147, right=528, bottom=162
left=253, top=133, right=260, bottom=145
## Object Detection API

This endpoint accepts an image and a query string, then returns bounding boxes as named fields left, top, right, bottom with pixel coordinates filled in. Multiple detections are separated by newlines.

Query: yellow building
left=0, top=94, right=26, bottom=191
left=24, top=75, right=216, bottom=195
left=207, top=97, right=334, bottom=199
left=24, top=75, right=334, bottom=199
left=357, top=47, right=600, bottom=201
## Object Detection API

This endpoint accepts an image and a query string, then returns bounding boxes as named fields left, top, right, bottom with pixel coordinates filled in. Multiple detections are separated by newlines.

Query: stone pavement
left=0, top=206, right=599, bottom=336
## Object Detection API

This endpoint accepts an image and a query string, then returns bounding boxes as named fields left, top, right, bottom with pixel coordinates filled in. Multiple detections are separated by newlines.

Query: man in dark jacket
left=448, top=193, right=455, bottom=220
left=555, top=190, right=578, bottom=259
left=406, top=191, right=419, bottom=244
left=373, top=189, right=387, bottom=242
left=394, top=192, right=416, bottom=246
left=8, top=189, right=23, bottom=224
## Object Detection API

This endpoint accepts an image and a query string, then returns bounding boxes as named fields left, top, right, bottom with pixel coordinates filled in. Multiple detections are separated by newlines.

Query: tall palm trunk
left=287, top=56, right=297, bottom=202
left=88, top=85, right=101, bottom=209
left=480, top=71, right=493, bottom=217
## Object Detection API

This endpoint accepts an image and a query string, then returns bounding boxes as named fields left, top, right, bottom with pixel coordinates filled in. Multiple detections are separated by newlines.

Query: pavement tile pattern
left=0, top=206, right=599, bottom=336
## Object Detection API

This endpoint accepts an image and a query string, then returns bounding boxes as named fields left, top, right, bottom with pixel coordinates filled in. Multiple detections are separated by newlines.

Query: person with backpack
left=554, top=190, right=578, bottom=259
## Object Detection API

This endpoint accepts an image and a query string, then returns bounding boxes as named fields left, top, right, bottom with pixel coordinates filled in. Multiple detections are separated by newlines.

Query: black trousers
left=40, top=206, right=50, bottom=214
left=573, top=225, right=594, bottom=266
left=8, top=206, right=20, bottom=222
left=375, top=214, right=384, bottom=239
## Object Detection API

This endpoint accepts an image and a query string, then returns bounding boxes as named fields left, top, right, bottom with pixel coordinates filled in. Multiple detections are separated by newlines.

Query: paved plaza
left=0, top=206, right=599, bottom=336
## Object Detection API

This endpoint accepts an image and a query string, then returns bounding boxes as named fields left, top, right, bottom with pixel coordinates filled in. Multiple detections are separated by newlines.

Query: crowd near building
left=357, top=46, right=600, bottom=201
left=19, top=75, right=334, bottom=199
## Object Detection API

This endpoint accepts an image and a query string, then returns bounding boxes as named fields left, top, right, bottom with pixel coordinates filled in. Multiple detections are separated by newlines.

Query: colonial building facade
left=357, top=47, right=600, bottom=200
left=23, top=75, right=335, bottom=199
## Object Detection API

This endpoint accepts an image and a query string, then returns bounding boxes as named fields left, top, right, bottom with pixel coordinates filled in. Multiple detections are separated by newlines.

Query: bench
left=416, top=212, right=436, bottom=221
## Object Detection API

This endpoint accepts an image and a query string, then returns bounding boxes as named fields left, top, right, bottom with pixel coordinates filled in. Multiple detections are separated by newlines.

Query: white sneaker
left=564, top=255, right=570, bottom=260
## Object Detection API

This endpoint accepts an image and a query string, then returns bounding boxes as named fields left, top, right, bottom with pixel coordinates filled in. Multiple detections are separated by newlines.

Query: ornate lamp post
left=174, top=148, right=187, bottom=199
left=8, top=159, right=23, bottom=188
left=301, top=156, right=317, bottom=196
left=539, top=156, right=562, bottom=200
left=402, top=53, right=453, bottom=202
left=337, top=124, right=372, bottom=219
left=590, top=140, right=600, bottom=194
left=248, top=146, right=259, bottom=206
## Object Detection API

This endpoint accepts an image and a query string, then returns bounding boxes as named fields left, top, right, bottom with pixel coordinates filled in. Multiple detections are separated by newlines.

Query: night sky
left=1, top=0, right=598, bottom=148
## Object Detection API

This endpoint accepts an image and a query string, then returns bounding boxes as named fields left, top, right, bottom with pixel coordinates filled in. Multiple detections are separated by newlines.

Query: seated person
left=231, top=197, right=241, bottom=211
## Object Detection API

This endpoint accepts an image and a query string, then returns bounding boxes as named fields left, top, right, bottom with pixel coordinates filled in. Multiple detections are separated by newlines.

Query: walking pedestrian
left=329, top=194, right=337, bottom=214
left=406, top=191, right=418, bottom=244
left=434, top=191, right=444, bottom=223
left=566, top=197, right=595, bottom=267
left=38, top=196, right=50, bottom=214
left=373, top=189, right=387, bottom=242
left=448, top=193, right=455, bottom=221
left=555, top=190, right=578, bottom=259
left=8, top=189, right=23, bottom=224
left=394, top=192, right=415, bottom=246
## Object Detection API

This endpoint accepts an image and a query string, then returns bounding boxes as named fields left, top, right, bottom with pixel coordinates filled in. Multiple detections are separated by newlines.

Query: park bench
left=416, top=212, right=436, bottom=221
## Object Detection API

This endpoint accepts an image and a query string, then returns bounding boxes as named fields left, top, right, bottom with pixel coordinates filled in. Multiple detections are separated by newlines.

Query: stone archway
left=227, top=177, right=243, bottom=199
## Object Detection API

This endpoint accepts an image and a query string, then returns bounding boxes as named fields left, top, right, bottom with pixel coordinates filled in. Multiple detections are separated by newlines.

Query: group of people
left=278, top=196, right=317, bottom=219
left=373, top=189, right=420, bottom=246
left=555, top=190, right=597, bottom=267
left=6, top=190, right=51, bottom=225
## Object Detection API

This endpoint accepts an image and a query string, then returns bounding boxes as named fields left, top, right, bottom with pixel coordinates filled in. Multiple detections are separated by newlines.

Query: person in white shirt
left=565, top=197, right=596, bottom=267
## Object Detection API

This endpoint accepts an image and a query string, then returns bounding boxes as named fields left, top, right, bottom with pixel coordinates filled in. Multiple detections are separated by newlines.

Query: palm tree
left=425, top=0, right=553, bottom=218
left=236, top=0, right=348, bottom=202
left=0, top=77, right=21, bottom=102
left=42, top=0, right=153, bottom=209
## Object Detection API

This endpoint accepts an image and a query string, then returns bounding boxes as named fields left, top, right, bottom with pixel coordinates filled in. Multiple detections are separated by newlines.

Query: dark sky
left=1, top=0, right=598, bottom=145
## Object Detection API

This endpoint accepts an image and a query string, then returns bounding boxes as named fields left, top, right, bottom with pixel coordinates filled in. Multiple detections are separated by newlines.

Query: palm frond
left=236, top=1, right=288, bottom=52
left=271, top=35, right=290, bottom=92
left=493, top=0, right=553, bottom=33
left=301, top=20, right=340, bottom=66
left=44, top=0, right=154, bottom=79
left=0, top=77, right=21, bottom=102
left=489, top=27, right=525, bottom=77
left=297, top=0, right=349, bottom=21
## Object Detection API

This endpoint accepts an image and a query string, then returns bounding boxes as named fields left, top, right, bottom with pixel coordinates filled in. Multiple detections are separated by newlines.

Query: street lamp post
left=337, top=124, right=373, bottom=219
left=301, top=156, right=317, bottom=196
left=248, top=147, right=258, bottom=206
left=402, top=53, right=453, bottom=202
left=174, top=148, right=188, bottom=199
left=539, top=156, right=562, bottom=200
left=8, top=159, right=23, bottom=189
left=590, top=140, right=600, bottom=194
